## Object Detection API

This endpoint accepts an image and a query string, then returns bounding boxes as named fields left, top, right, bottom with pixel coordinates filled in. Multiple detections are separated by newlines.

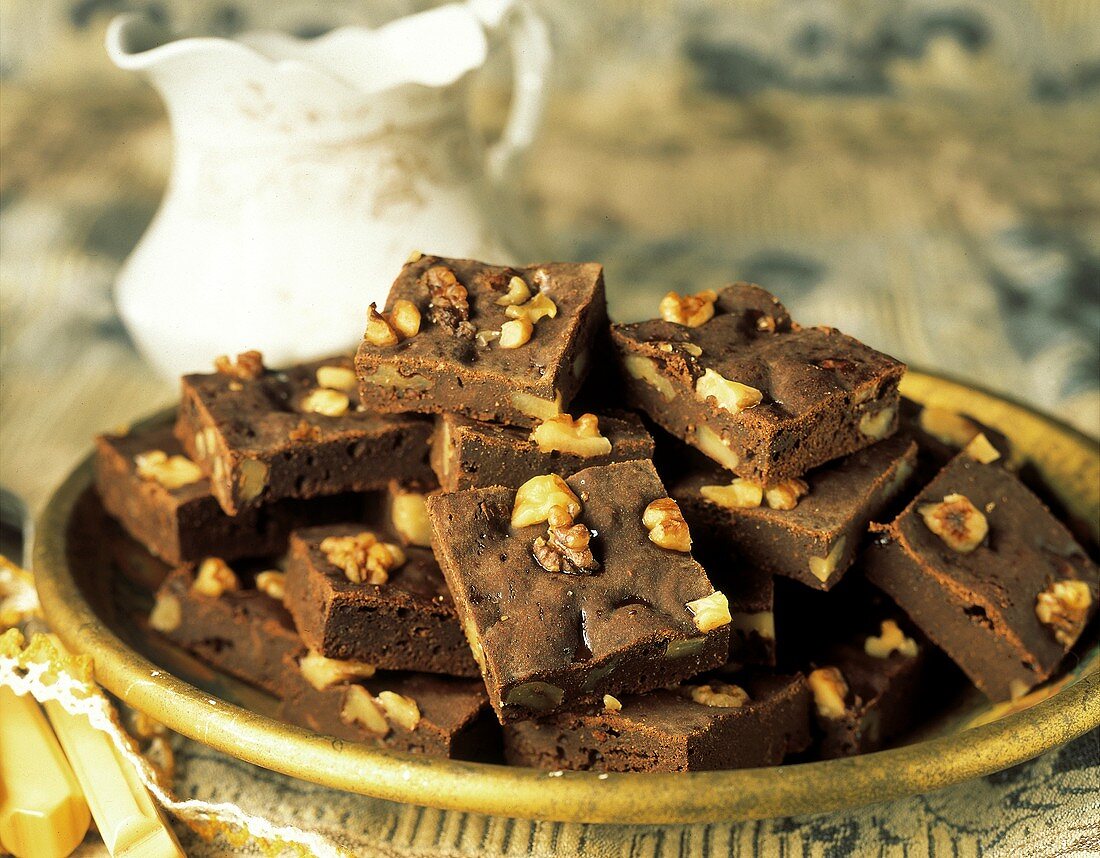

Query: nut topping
left=498, top=314, right=533, bottom=349
left=424, top=265, right=472, bottom=335
left=495, top=275, right=531, bottom=306
left=692, top=425, right=741, bottom=470
left=1035, top=579, right=1092, bottom=647
left=512, top=474, right=581, bottom=528
left=532, top=504, right=599, bottom=574
left=764, top=478, right=810, bottom=511
left=964, top=433, right=1001, bottom=464
left=134, top=450, right=204, bottom=490
left=700, top=478, right=763, bottom=510
left=623, top=355, right=676, bottom=401
left=919, top=493, right=988, bottom=553
left=390, top=490, right=433, bottom=548
left=376, top=690, right=421, bottom=731
left=237, top=458, right=269, bottom=504
left=808, top=667, right=849, bottom=720
left=859, top=405, right=896, bottom=440
left=808, top=537, right=846, bottom=583
left=300, top=650, right=376, bottom=691
left=505, top=292, right=558, bottom=324
left=364, top=304, right=400, bottom=347
left=320, top=532, right=407, bottom=585
left=529, top=413, right=612, bottom=457
left=659, top=289, right=718, bottom=327
left=300, top=388, right=350, bottom=417
left=340, top=686, right=389, bottom=736
left=214, top=350, right=264, bottom=380
left=695, top=369, right=763, bottom=415
left=148, top=592, right=181, bottom=633
left=255, top=570, right=286, bottom=602
left=602, top=694, right=622, bottom=712
left=389, top=299, right=422, bottom=339
left=687, top=682, right=749, bottom=708
left=192, top=557, right=240, bottom=598
left=685, top=591, right=731, bottom=632
left=864, top=619, right=919, bottom=659
left=316, top=365, right=358, bottom=393
left=642, top=497, right=692, bottom=552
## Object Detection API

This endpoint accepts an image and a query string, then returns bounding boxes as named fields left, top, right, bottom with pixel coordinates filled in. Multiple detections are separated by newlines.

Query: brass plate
left=33, top=370, right=1100, bottom=824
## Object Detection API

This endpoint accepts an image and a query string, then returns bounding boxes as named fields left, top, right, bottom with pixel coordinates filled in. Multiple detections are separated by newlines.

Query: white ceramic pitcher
left=107, top=1, right=550, bottom=377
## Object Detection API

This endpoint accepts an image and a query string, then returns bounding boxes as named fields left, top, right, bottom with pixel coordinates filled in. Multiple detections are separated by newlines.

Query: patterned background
left=1, top=0, right=1098, bottom=854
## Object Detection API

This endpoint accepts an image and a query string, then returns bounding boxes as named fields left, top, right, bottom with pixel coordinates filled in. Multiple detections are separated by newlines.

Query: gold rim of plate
left=33, top=370, right=1100, bottom=824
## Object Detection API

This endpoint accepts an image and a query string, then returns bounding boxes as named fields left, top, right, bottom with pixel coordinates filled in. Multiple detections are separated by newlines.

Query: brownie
left=148, top=562, right=302, bottom=696
left=284, top=524, right=478, bottom=676
left=425, top=459, right=732, bottom=723
left=355, top=255, right=608, bottom=428
left=95, top=424, right=364, bottom=565
left=691, top=540, right=776, bottom=668
left=503, top=672, right=810, bottom=772
left=864, top=441, right=1099, bottom=700
left=429, top=410, right=655, bottom=492
left=175, top=353, right=434, bottom=515
left=278, top=656, right=498, bottom=760
left=672, top=434, right=919, bottom=591
left=806, top=616, right=935, bottom=759
left=610, top=283, right=906, bottom=483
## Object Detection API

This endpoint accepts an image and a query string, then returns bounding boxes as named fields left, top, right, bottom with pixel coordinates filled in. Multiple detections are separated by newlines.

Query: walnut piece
left=300, top=650, right=376, bottom=691
left=511, top=390, right=563, bottom=421
left=505, top=292, right=557, bottom=324
left=390, top=490, right=433, bottom=548
left=692, top=425, right=741, bottom=470
left=965, top=433, right=1001, bottom=464
left=685, top=591, right=731, bottom=632
left=498, top=314, right=533, bottom=349
left=315, top=365, right=358, bottom=393
left=495, top=275, right=531, bottom=306
left=376, top=690, right=421, bottom=731
left=808, top=537, right=847, bottom=584
left=859, top=405, right=896, bottom=440
left=919, top=493, right=988, bottom=553
left=425, top=265, right=471, bottom=335
left=134, top=450, right=204, bottom=490
left=864, top=619, right=919, bottom=659
left=695, top=368, right=763, bottom=415
left=623, top=355, right=676, bottom=401
left=532, top=504, right=600, bottom=574
left=192, top=557, right=240, bottom=598
left=255, top=570, right=286, bottom=602
left=659, top=289, right=718, bottom=327
left=918, top=407, right=979, bottom=447
left=237, top=458, right=269, bottom=504
left=529, top=413, right=612, bottom=457
left=764, top=478, right=809, bottom=511
left=642, top=497, right=692, bottom=552
left=808, top=667, right=849, bottom=720
left=340, top=686, right=389, bottom=736
left=320, top=532, right=406, bottom=585
left=512, top=474, right=582, bottom=528
left=148, top=592, right=181, bottom=633
left=687, top=682, right=749, bottom=708
left=700, top=478, right=762, bottom=509
left=390, top=299, right=422, bottom=339
left=504, top=681, right=565, bottom=712
left=1035, top=579, right=1092, bottom=647
left=364, top=303, right=400, bottom=347
left=300, top=388, right=350, bottom=417
left=602, top=694, right=622, bottom=712
left=214, top=350, right=264, bottom=380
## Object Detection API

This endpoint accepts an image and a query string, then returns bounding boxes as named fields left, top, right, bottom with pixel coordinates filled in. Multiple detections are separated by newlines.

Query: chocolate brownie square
left=610, top=283, right=905, bottom=483
left=176, top=353, right=434, bottom=515
left=865, top=438, right=1099, bottom=700
left=425, top=459, right=732, bottom=723
left=355, top=255, right=607, bottom=427
left=430, top=410, right=655, bottom=492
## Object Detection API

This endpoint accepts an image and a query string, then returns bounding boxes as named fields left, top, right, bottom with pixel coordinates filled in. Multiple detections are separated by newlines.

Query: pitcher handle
left=481, top=0, right=551, bottom=184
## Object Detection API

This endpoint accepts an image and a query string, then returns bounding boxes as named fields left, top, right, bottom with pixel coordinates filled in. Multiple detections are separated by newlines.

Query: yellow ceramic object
left=33, top=370, right=1100, bottom=824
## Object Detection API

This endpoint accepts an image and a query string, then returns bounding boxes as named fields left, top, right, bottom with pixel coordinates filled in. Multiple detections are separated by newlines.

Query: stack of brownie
left=94, top=254, right=1099, bottom=773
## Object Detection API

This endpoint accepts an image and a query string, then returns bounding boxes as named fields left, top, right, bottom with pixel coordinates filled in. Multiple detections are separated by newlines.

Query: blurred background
left=2, top=0, right=1099, bottom=512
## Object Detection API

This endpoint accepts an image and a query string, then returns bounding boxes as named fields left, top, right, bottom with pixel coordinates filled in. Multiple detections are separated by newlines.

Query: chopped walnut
left=320, top=532, right=406, bottom=585
left=376, top=690, right=421, bottom=731
left=512, top=474, right=582, bottom=528
left=533, top=504, right=599, bottom=574
left=965, top=433, right=1001, bottom=464
left=237, top=458, right=269, bottom=504
left=340, top=686, right=390, bottom=736
left=602, top=694, right=622, bottom=712
left=695, top=368, right=763, bottom=415
left=919, top=493, right=988, bottom=553
left=808, top=667, right=849, bottom=720
left=498, top=314, right=533, bottom=349
left=134, top=450, right=204, bottom=490
left=364, top=303, right=400, bottom=347
left=475, top=329, right=501, bottom=348
left=699, top=479, right=763, bottom=509
left=505, top=292, right=558, bottom=324
left=642, top=497, right=692, bottom=552
left=1035, top=579, right=1093, bottom=647
left=764, top=478, right=809, bottom=511
left=529, top=413, right=612, bottom=457
left=808, top=537, right=846, bottom=583
left=687, top=682, right=749, bottom=708
left=148, top=592, right=181, bottom=633
left=390, top=490, right=433, bottom=548
left=859, top=406, right=896, bottom=440
left=685, top=591, right=731, bottom=632
left=192, top=557, right=240, bottom=597
left=214, top=350, right=264, bottom=380
left=864, top=619, right=919, bottom=659
left=300, top=388, right=350, bottom=417
left=390, top=299, right=422, bottom=339
left=316, top=365, right=357, bottom=393
left=255, top=570, right=286, bottom=602
left=425, top=265, right=471, bottom=334
left=659, top=290, right=718, bottom=327
left=495, top=275, right=531, bottom=306
left=300, top=651, right=376, bottom=691
left=405, top=250, right=423, bottom=264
